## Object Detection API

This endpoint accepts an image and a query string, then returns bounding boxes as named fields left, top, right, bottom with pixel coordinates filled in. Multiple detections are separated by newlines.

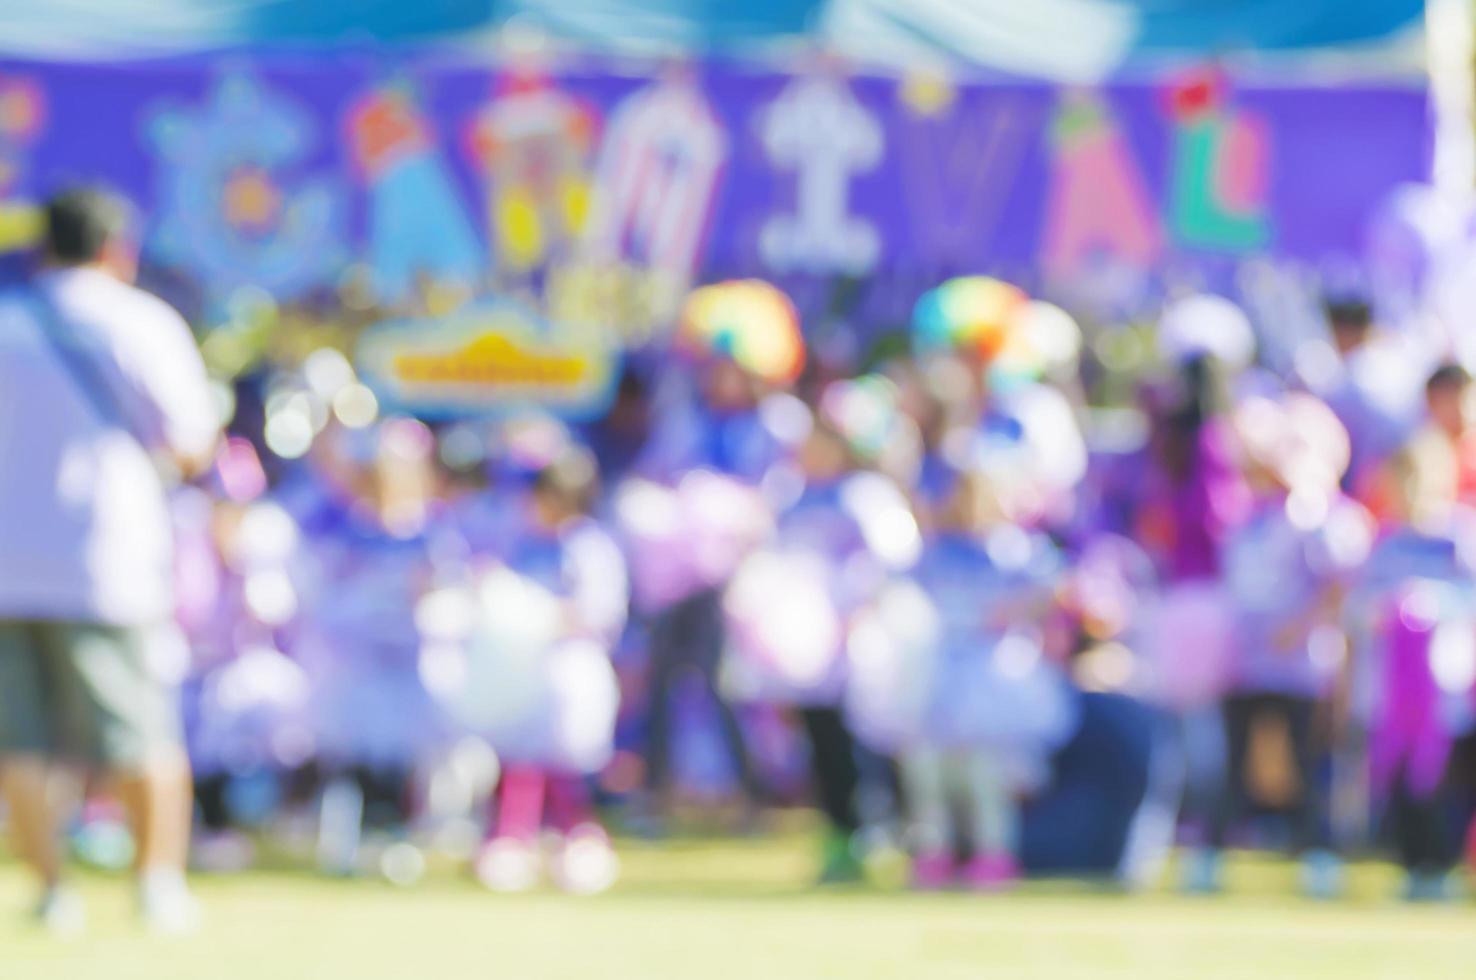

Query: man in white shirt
left=0, top=189, right=219, bottom=934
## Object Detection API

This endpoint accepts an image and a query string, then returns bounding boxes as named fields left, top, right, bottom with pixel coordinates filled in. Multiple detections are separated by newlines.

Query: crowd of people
left=4, top=189, right=1476, bottom=935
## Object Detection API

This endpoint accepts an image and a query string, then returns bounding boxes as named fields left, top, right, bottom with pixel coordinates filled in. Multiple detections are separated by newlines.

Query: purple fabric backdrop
left=0, top=55, right=1430, bottom=335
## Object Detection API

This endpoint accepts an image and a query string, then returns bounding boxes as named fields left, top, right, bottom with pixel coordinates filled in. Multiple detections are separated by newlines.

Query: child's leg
left=195, top=773, right=232, bottom=833
left=801, top=707, right=863, bottom=882
left=494, top=766, right=548, bottom=841
left=545, top=774, right=596, bottom=836
left=961, top=747, right=1017, bottom=859
left=642, top=607, right=683, bottom=801
left=545, top=773, right=619, bottom=894
left=1389, top=768, right=1455, bottom=882
left=1282, top=695, right=1344, bottom=898
left=477, top=766, right=548, bottom=892
left=1282, top=696, right=1331, bottom=855
left=900, top=746, right=950, bottom=857
left=694, top=592, right=763, bottom=805
left=316, top=770, right=364, bottom=875
left=1208, top=695, right=1257, bottom=850
left=358, top=765, right=414, bottom=832
left=799, top=707, right=861, bottom=837
left=901, top=745, right=956, bottom=886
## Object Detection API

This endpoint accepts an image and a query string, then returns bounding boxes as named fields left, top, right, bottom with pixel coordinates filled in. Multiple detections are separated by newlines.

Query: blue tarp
left=0, top=1, right=1427, bottom=77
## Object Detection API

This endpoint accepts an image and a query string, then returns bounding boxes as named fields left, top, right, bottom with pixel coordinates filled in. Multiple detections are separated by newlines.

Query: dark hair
left=1426, top=361, right=1472, bottom=395
left=1324, top=298, right=1372, bottom=330
left=44, top=188, right=130, bottom=265
left=1159, top=354, right=1220, bottom=482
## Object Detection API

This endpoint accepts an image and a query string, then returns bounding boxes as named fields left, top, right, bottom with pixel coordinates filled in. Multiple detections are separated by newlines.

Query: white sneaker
left=474, top=837, right=541, bottom=893
left=1180, top=848, right=1224, bottom=895
left=138, top=869, right=203, bottom=936
left=34, top=887, right=86, bottom=939
left=379, top=841, right=427, bottom=887
left=1404, top=870, right=1456, bottom=903
left=549, top=827, right=619, bottom=896
left=1299, top=849, right=1345, bottom=901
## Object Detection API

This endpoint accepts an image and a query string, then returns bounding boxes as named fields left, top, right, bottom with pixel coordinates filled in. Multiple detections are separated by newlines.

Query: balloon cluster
left=912, top=276, right=1081, bottom=382
left=678, top=279, right=806, bottom=384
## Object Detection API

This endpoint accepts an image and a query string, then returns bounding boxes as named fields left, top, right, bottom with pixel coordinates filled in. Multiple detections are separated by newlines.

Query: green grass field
left=4, top=834, right=1474, bottom=979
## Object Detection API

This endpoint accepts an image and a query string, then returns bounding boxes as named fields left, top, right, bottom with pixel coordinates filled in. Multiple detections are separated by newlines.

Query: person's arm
left=564, top=523, right=629, bottom=642
left=111, top=296, right=220, bottom=477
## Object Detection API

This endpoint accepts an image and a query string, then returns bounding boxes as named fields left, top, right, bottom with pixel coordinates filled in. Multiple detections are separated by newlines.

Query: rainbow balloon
left=992, top=300, right=1082, bottom=383
left=679, top=279, right=805, bottom=384
left=912, top=276, right=1027, bottom=361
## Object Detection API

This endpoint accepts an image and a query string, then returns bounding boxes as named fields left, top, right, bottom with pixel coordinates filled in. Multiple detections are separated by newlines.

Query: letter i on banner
left=584, top=71, right=727, bottom=293
left=758, top=69, right=883, bottom=276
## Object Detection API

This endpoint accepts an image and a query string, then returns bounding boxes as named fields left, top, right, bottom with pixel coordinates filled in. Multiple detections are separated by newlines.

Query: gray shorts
left=0, top=620, right=181, bottom=770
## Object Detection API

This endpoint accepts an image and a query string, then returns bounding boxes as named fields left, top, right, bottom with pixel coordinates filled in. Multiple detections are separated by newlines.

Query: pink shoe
left=962, top=852, right=1020, bottom=892
left=911, top=851, right=955, bottom=891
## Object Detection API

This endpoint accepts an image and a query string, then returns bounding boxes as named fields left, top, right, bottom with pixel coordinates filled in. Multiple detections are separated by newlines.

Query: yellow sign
left=356, top=303, right=619, bottom=420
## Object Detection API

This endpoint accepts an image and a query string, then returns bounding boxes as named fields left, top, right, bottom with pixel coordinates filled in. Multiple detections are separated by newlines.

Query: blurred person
left=1013, top=547, right=1177, bottom=888
left=434, top=420, right=520, bottom=560
left=445, top=444, right=626, bottom=894
left=619, top=357, right=791, bottom=826
left=580, top=368, right=653, bottom=486
left=289, top=419, right=450, bottom=878
left=722, top=383, right=920, bottom=883
left=1309, top=298, right=1425, bottom=502
left=1133, top=356, right=1250, bottom=585
left=174, top=439, right=312, bottom=872
left=891, top=465, right=1076, bottom=891
left=1420, top=362, right=1476, bottom=505
left=892, top=361, right=965, bottom=533
left=1126, top=358, right=1249, bottom=834
left=1184, top=392, right=1374, bottom=897
left=0, top=189, right=218, bottom=933
left=1347, top=435, right=1476, bottom=900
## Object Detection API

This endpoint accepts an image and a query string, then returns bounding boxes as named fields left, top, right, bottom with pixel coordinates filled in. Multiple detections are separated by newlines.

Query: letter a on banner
left=584, top=71, right=727, bottom=289
left=1041, top=93, right=1161, bottom=278
left=759, top=72, right=883, bottom=276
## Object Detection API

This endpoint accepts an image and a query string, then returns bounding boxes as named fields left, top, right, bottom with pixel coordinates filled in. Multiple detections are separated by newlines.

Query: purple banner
left=0, top=55, right=1430, bottom=336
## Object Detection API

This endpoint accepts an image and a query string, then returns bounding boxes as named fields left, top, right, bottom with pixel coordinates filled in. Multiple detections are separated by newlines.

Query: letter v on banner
left=896, top=96, right=1036, bottom=268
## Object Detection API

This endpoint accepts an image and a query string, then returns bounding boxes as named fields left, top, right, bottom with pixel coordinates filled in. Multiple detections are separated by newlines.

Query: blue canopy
left=0, top=0, right=1427, bottom=78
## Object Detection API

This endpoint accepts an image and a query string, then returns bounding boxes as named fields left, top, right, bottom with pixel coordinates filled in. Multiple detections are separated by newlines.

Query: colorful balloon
left=993, top=300, right=1083, bottom=382
left=679, top=279, right=805, bottom=384
left=912, top=276, right=1028, bottom=360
